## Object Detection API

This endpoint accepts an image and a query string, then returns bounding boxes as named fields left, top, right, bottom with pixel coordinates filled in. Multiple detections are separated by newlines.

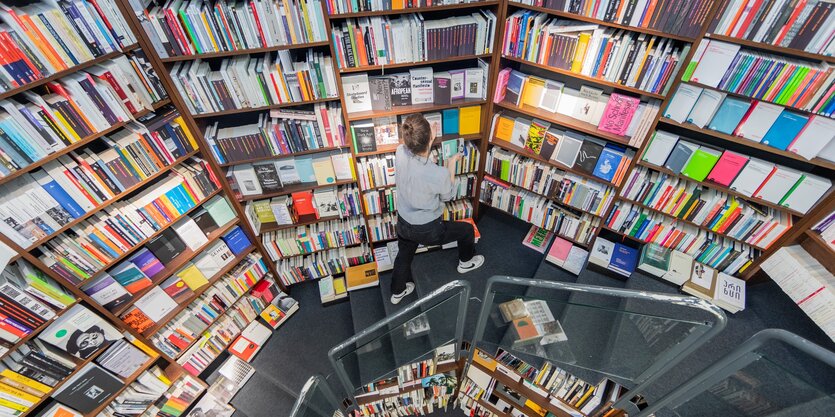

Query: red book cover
left=291, top=191, right=317, bottom=217
left=775, top=0, right=808, bottom=44
left=248, top=1, right=268, bottom=47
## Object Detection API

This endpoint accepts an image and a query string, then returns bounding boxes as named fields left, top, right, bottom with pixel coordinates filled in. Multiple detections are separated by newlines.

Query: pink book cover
left=707, top=151, right=749, bottom=186
left=546, top=237, right=573, bottom=264
left=494, top=68, right=511, bottom=103
left=598, top=93, right=640, bottom=136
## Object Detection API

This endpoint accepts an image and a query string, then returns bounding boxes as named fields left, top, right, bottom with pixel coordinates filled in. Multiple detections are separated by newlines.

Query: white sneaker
left=390, top=282, right=415, bottom=305
left=457, top=255, right=484, bottom=274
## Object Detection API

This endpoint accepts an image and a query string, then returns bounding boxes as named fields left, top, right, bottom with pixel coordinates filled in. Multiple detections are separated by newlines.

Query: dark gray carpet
left=227, top=207, right=835, bottom=416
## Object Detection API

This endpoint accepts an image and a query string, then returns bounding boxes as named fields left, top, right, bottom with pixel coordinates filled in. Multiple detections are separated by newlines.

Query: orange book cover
left=512, top=317, right=540, bottom=342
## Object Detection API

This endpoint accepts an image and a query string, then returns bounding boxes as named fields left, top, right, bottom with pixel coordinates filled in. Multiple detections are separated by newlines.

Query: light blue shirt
left=395, top=145, right=453, bottom=225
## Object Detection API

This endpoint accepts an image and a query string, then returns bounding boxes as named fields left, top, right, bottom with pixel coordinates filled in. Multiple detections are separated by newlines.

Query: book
left=228, top=321, right=271, bottom=362
left=687, top=89, right=726, bottom=128
left=134, top=286, right=177, bottom=323
left=589, top=238, right=615, bottom=268
left=779, top=174, right=831, bottom=214
left=665, top=84, right=702, bottom=122
left=81, top=273, right=131, bottom=312
left=681, top=147, right=722, bottom=182
left=52, top=363, right=122, bottom=414
left=109, top=261, right=152, bottom=294
left=39, top=305, right=121, bottom=359
left=546, top=237, right=573, bottom=267
left=522, top=226, right=553, bottom=254
left=664, top=140, right=700, bottom=174
left=599, top=93, right=640, bottom=136
left=707, top=151, right=749, bottom=187
left=608, top=243, right=639, bottom=278
left=729, top=158, right=774, bottom=197
left=409, top=67, right=433, bottom=105
left=345, top=263, right=378, bottom=291
left=690, top=41, right=741, bottom=87
left=171, top=218, right=209, bottom=251
left=642, top=131, right=679, bottom=166
left=713, top=273, right=746, bottom=313
left=433, top=72, right=451, bottom=105
left=351, top=122, right=375, bottom=154
left=221, top=226, right=252, bottom=255
left=342, top=74, right=372, bottom=114
left=637, top=244, right=672, bottom=278
left=761, top=111, right=810, bottom=150
left=708, top=97, right=752, bottom=134
left=789, top=116, right=835, bottom=160
left=682, top=263, right=717, bottom=301
left=442, top=109, right=459, bottom=135
left=459, top=106, right=481, bottom=135
left=369, top=77, right=392, bottom=111
left=734, top=102, right=784, bottom=142
left=146, top=229, right=186, bottom=265
left=664, top=251, right=694, bottom=286
left=389, top=73, right=412, bottom=107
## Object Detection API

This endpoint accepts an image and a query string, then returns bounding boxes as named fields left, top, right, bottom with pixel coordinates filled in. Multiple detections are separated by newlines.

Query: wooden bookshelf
left=0, top=300, right=80, bottom=363
left=503, top=55, right=666, bottom=100
left=340, top=53, right=493, bottom=74
left=469, top=361, right=577, bottom=417
left=0, top=44, right=139, bottom=102
left=634, top=160, right=807, bottom=216
left=217, top=146, right=351, bottom=167
left=158, top=41, right=332, bottom=62
left=273, top=241, right=367, bottom=261
left=328, top=1, right=500, bottom=18
left=259, top=213, right=359, bottom=233
left=190, top=97, right=341, bottom=119
left=507, top=1, right=698, bottom=42
left=483, top=174, right=602, bottom=219
left=23, top=150, right=201, bottom=251
left=800, top=230, right=835, bottom=276
left=141, top=245, right=256, bottom=338
left=493, top=101, right=633, bottom=146
left=705, top=34, right=835, bottom=64
left=83, top=356, right=158, bottom=417
left=237, top=178, right=357, bottom=202
left=355, top=362, right=461, bottom=405
left=488, top=139, right=619, bottom=187
left=346, top=98, right=487, bottom=121
left=657, top=117, right=835, bottom=171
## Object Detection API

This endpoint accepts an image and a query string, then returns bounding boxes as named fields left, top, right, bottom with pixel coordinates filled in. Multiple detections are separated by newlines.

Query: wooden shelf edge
left=217, top=146, right=351, bottom=167
left=705, top=34, right=835, bottom=64
left=329, top=1, right=500, bottom=18
left=340, top=53, right=493, bottom=73
left=159, top=41, right=331, bottom=62
left=191, top=97, right=340, bottom=119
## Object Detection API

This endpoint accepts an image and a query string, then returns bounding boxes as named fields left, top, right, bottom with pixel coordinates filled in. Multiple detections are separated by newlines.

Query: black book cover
left=575, top=140, right=605, bottom=174
left=191, top=208, right=219, bottom=236
left=146, top=229, right=187, bottom=265
left=369, top=76, right=392, bottom=111
left=746, top=0, right=778, bottom=40
left=389, top=73, right=411, bottom=107
left=53, top=364, right=123, bottom=414
left=253, top=162, right=282, bottom=192
left=790, top=3, right=833, bottom=49
left=433, top=75, right=452, bottom=105
left=352, top=124, right=376, bottom=153
left=0, top=295, right=43, bottom=328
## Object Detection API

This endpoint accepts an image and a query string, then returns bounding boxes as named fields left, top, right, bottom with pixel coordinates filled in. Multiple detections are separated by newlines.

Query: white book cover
left=172, top=218, right=209, bottom=251
left=788, top=116, right=835, bottom=160
left=589, top=238, right=615, bottom=267
left=409, top=67, right=433, bottom=104
left=330, top=153, right=354, bottom=180
left=450, top=69, right=465, bottom=100
left=538, top=79, right=564, bottom=113
left=753, top=166, right=803, bottom=203
left=275, top=159, right=301, bottom=185
left=510, top=117, right=531, bottom=148
left=734, top=102, right=783, bottom=142
left=664, top=84, right=702, bottom=122
left=690, top=40, right=741, bottom=87
left=663, top=251, right=694, bottom=286
left=464, top=68, right=484, bottom=99
left=556, top=87, right=580, bottom=116
left=232, top=164, right=262, bottom=196
left=134, top=286, right=177, bottom=322
left=573, top=86, right=605, bottom=124
left=563, top=246, right=588, bottom=275
left=729, top=158, right=773, bottom=197
left=780, top=174, right=831, bottom=214
left=341, top=74, right=372, bottom=113
left=713, top=273, right=745, bottom=313
left=642, top=131, right=679, bottom=166
left=686, top=89, right=725, bottom=128
left=554, top=133, right=583, bottom=167
left=374, top=246, right=392, bottom=272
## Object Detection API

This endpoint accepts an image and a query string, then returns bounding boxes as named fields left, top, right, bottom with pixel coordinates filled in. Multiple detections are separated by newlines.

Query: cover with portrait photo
left=38, top=304, right=123, bottom=359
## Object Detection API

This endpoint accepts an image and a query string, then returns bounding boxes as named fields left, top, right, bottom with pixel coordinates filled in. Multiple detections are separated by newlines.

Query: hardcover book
left=389, top=73, right=412, bottom=107
left=433, top=72, right=451, bottom=105
left=52, top=364, right=122, bottom=414
left=341, top=74, right=372, bottom=113
left=351, top=122, right=376, bottom=153
left=368, top=76, right=392, bottom=111
left=146, top=229, right=187, bottom=265
left=39, top=305, right=122, bottom=360
left=221, top=226, right=252, bottom=254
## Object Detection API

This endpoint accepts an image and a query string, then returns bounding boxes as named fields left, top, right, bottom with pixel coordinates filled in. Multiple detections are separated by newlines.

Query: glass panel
left=291, top=376, right=343, bottom=417
left=331, top=290, right=465, bottom=394
left=669, top=355, right=835, bottom=417
left=477, top=281, right=720, bottom=385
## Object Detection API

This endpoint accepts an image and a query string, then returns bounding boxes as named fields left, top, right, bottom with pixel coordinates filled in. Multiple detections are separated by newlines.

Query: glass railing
left=290, top=375, right=344, bottom=417
left=637, top=329, right=835, bottom=417
left=470, top=276, right=728, bottom=413
left=327, top=281, right=470, bottom=398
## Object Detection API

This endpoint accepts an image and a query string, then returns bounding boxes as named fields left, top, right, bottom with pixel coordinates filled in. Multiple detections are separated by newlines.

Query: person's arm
left=438, top=153, right=461, bottom=201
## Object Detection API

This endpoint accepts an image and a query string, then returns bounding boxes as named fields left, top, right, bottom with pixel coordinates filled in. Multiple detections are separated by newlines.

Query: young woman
left=390, top=114, right=484, bottom=304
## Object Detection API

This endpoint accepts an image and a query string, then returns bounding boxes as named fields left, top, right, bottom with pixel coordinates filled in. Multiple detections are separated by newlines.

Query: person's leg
left=391, top=237, right=418, bottom=295
left=438, top=221, right=475, bottom=262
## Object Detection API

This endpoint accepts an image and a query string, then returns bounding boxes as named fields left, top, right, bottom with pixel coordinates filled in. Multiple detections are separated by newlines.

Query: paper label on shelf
left=496, top=364, right=520, bottom=382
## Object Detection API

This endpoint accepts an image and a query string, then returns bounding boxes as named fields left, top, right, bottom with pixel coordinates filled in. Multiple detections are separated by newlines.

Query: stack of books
left=480, top=176, right=601, bottom=245
left=641, top=131, right=831, bottom=214
left=206, top=104, right=347, bottom=165
left=443, top=199, right=474, bottom=221
left=495, top=68, right=661, bottom=146
left=245, top=184, right=363, bottom=233
left=0, top=0, right=137, bottom=91
left=664, top=84, right=835, bottom=163
left=145, top=375, right=205, bottom=417
left=97, top=365, right=173, bottom=417
left=711, top=0, right=835, bottom=55
left=274, top=244, right=373, bottom=285
left=367, top=213, right=398, bottom=242
left=516, top=0, right=714, bottom=37
left=139, top=0, right=328, bottom=58
left=0, top=261, right=63, bottom=344
left=331, top=13, right=496, bottom=68
left=503, top=11, right=689, bottom=94
left=685, top=40, right=834, bottom=116
left=227, top=152, right=354, bottom=198
left=812, top=211, right=835, bottom=251
left=170, top=51, right=339, bottom=115
left=260, top=216, right=368, bottom=259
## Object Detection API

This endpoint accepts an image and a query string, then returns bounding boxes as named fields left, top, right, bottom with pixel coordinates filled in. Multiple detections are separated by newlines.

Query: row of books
left=245, top=185, right=363, bottom=233
left=710, top=0, right=835, bottom=55
left=442, top=199, right=474, bottom=221
left=324, top=0, right=486, bottom=14
left=368, top=213, right=397, bottom=242
left=457, top=397, right=498, bottom=417
left=261, top=216, right=368, bottom=259
left=137, top=374, right=205, bottom=417
left=363, top=173, right=477, bottom=215
left=603, top=201, right=758, bottom=276
left=275, top=244, right=373, bottom=285
left=96, top=365, right=174, bottom=417
left=331, top=12, right=496, bottom=68
left=545, top=235, right=590, bottom=275
left=664, top=83, right=835, bottom=162
left=350, top=107, right=481, bottom=153
left=503, top=11, right=689, bottom=94
left=149, top=253, right=268, bottom=358
left=484, top=148, right=616, bottom=215
left=0, top=0, right=137, bottom=91
left=496, top=68, right=661, bottom=144
left=621, top=166, right=794, bottom=250
left=515, top=0, right=716, bottom=37
left=641, top=130, right=831, bottom=214
left=170, top=50, right=339, bottom=115
left=205, top=104, right=347, bottom=165
left=812, top=210, right=835, bottom=251
left=355, top=142, right=479, bottom=190
left=0, top=263, right=67, bottom=347
left=37, top=160, right=220, bottom=284
left=140, top=0, right=328, bottom=58
left=480, top=177, right=601, bottom=245
left=117, top=226, right=253, bottom=333
left=351, top=384, right=454, bottom=416
left=492, top=113, right=636, bottom=185
left=342, top=65, right=489, bottom=113
left=686, top=40, right=835, bottom=115
left=227, top=152, right=354, bottom=197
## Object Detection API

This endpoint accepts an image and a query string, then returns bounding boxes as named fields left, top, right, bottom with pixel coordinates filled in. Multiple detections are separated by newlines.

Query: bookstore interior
left=0, top=0, right=834, bottom=416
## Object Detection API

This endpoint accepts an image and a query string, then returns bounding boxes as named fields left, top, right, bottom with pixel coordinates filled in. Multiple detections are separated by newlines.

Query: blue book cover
left=222, top=226, right=251, bottom=254
left=294, top=156, right=316, bottom=183
left=0, top=119, right=44, bottom=161
left=94, top=160, right=126, bottom=192
left=164, top=188, right=188, bottom=215
left=761, top=111, right=808, bottom=150
left=442, top=109, right=459, bottom=135
left=129, top=248, right=165, bottom=278
left=38, top=176, right=85, bottom=218
left=708, top=97, right=751, bottom=134
left=593, top=145, right=625, bottom=182
left=505, top=70, right=527, bottom=105
left=609, top=243, right=639, bottom=276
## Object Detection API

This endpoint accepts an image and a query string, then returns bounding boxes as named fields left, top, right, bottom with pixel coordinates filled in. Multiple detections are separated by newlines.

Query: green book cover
left=629, top=214, right=648, bottom=236
left=206, top=196, right=236, bottom=226
left=500, top=160, right=510, bottom=182
left=778, top=67, right=809, bottom=105
left=178, top=10, right=204, bottom=54
left=639, top=244, right=672, bottom=276
left=681, top=149, right=721, bottom=182
left=18, top=261, right=76, bottom=305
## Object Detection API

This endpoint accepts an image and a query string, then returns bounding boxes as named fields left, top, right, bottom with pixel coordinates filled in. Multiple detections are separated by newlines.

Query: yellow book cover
left=393, top=0, right=405, bottom=9
left=177, top=264, right=209, bottom=290
left=333, top=277, right=347, bottom=295
left=158, top=194, right=181, bottom=217
left=662, top=188, right=685, bottom=213
left=312, top=157, right=336, bottom=185
left=0, top=382, right=39, bottom=405
left=494, top=116, right=515, bottom=142
left=459, top=106, right=481, bottom=135
left=174, top=117, right=199, bottom=150
left=632, top=37, right=656, bottom=85
left=298, top=0, right=314, bottom=41
left=0, top=370, right=50, bottom=395
left=128, top=336, right=160, bottom=360
left=472, top=349, right=497, bottom=371
left=571, top=33, right=591, bottom=73
left=575, top=385, right=596, bottom=408
left=712, top=198, right=739, bottom=231
left=521, top=76, right=546, bottom=108
left=524, top=399, right=546, bottom=416
left=281, top=0, right=299, bottom=44
left=50, top=110, right=82, bottom=142
left=118, top=148, right=147, bottom=180
left=345, top=263, right=378, bottom=290
left=0, top=378, right=44, bottom=399
left=0, top=396, right=28, bottom=412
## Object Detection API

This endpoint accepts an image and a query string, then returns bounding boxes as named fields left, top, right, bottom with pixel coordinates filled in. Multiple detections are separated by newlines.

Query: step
left=378, top=270, right=437, bottom=372
left=347, top=286, right=394, bottom=387
left=230, top=372, right=299, bottom=416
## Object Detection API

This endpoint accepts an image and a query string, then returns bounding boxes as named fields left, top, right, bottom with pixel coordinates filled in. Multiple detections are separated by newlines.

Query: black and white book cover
left=389, top=73, right=412, bottom=107
left=53, top=363, right=123, bottom=413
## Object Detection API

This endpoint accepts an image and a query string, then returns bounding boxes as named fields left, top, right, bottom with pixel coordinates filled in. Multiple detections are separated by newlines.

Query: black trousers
left=391, top=215, right=475, bottom=294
